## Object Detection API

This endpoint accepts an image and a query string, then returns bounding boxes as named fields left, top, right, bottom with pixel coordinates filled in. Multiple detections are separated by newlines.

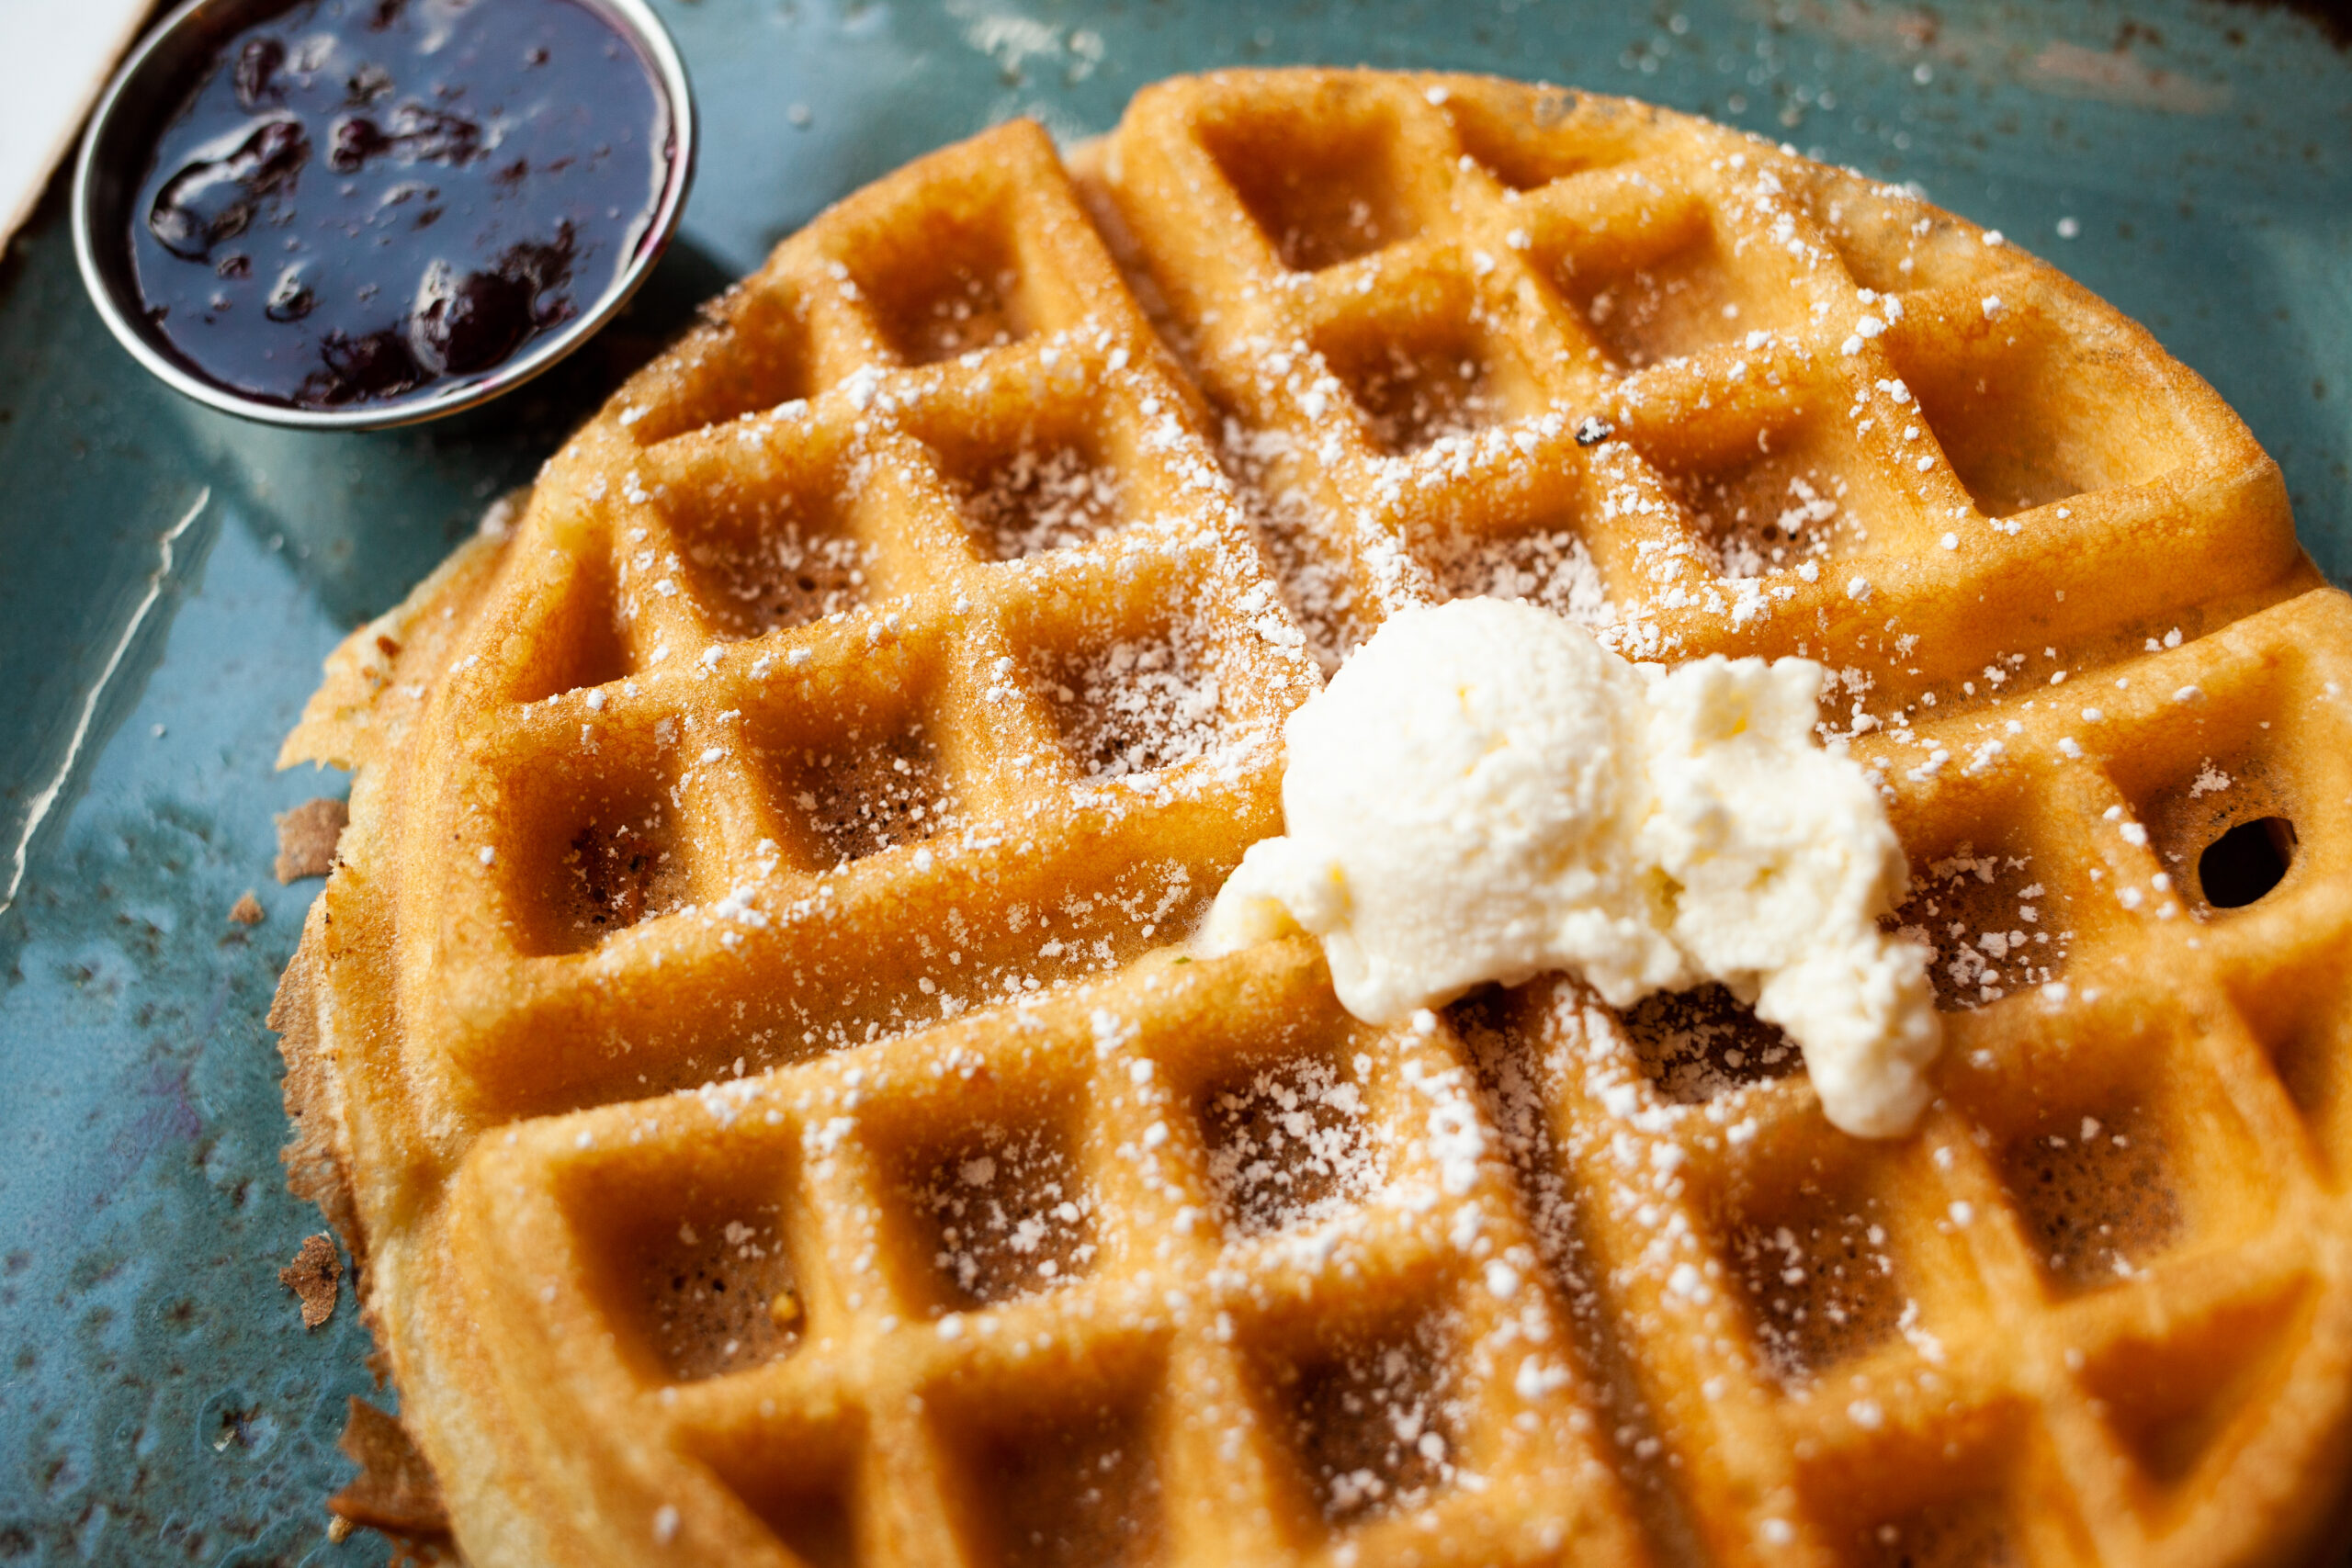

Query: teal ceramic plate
left=2, top=2, right=2346, bottom=1560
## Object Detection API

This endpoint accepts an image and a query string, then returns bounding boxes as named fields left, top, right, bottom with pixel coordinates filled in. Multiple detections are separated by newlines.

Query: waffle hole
left=1418, top=517, right=1615, bottom=626
left=1205, top=109, right=1419, bottom=271
left=516, top=781, right=693, bottom=955
left=1031, top=616, right=1232, bottom=782
left=902, top=1122, right=1098, bottom=1310
left=859, top=223, right=1030, bottom=367
left=1271, top=1312, right=1463, bottom=1529
left=944, top=435, right=1130, bottom=561
left=949, top=1393, right=1162, bottom=1568
left=503, top=550, right=631, bottom=703
left=1197, top=1055, right=1381, bottom=1239
left=1804, top=182, right=1981, bottom=298
left=1886, top=841, right=2070, bottom=1011
left=2077, top=1285, right=2306, bottom=1493
left=1855, top=1498, right=2021, bottom=1568
left=625, top=285, right=813, bottom=446
left=1998, top=1106, right=2180, bottom=1293
left=582, top=1191, right=803, bottom=1384
left=670, top=494, right=871, bottom=640
left=2131, top=750, right=2299, bottom=920
left=2199, top=817, right=2295, bottom=908
left=1899, top=323, right=2176, bottom=520
left=1317, top=311, right=1532, bottom=455
left=784, top=718, right=960, bottom=867
left=1724, top=1183, right=1906, bottom=1386
left=1649, top=412, right=1883, bottom=575
left=1620, top=983, right=1803, bottom=1104
left=1556, top=219, right=1775, bottom=369
left=1443, top=89, right=1636, bottom=191
left=699, top=1442, right=859, bottom=1568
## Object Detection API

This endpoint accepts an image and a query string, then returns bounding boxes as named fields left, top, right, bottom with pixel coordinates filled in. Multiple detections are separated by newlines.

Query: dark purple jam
left=130, top=0, right=669, bottom=409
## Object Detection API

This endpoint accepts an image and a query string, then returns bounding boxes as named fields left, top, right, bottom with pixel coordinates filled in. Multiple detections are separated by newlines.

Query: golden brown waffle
left=273, top=69, right=2352, bottom=1567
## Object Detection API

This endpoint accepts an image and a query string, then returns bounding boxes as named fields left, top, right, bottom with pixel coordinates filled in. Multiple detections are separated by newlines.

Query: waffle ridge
left=275, top=70, right=2352, bottom=1567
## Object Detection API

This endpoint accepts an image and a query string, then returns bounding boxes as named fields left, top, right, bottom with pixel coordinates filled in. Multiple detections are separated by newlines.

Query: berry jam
left=130, top=0, right=670, bottom=410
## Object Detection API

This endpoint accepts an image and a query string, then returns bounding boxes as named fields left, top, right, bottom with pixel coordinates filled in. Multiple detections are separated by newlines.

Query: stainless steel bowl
left=71, top=0, right=696, bottom=432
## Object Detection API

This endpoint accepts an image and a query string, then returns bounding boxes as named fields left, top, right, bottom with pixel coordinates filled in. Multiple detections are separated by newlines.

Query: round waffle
left=272, top=69, right=2352, bottom=1567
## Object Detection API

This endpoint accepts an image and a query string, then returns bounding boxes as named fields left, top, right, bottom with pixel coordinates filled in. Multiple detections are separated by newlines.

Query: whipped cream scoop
left=1201, top=597, right=1941, bottom=1137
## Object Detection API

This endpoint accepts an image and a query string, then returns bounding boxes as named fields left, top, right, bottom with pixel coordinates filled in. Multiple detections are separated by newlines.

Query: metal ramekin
left=71, top=0, right=696, bottom=432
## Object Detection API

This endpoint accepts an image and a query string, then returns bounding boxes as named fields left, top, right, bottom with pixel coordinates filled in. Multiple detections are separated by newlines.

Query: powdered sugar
left=1035, top=622, right=1232, bottom=780
left=908, top=1122, right=1098, bottom=1306
left=952, top=440, right=1128, bottom=560
left=1200, top=1056, right=1381, bottom=1236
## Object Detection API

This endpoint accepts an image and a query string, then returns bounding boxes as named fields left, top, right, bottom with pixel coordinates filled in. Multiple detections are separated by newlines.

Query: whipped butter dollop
left=1201, top=597, right=1940, bottom=1137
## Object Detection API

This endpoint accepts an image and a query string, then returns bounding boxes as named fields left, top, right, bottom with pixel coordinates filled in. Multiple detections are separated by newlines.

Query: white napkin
left=0, top=0, right=155, bottom=248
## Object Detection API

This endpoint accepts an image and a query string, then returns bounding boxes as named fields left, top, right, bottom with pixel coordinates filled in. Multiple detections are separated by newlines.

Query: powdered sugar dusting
left=1035, top=620, right=1232, bottom=780
left=1200, top=1056, right=1380, bottom=1236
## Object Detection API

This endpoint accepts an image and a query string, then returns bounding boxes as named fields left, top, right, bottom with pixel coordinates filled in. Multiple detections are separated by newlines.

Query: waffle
left=271, top=69, right=2352, bottom=1567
